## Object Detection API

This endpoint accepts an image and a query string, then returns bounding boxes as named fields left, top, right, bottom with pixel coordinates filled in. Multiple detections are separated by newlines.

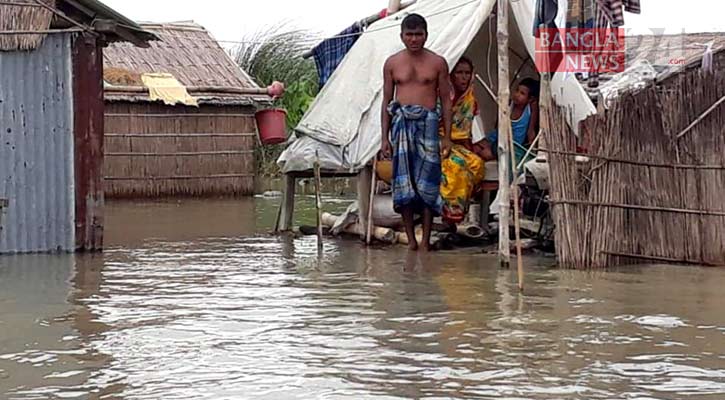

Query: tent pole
left=496, top=0, right=512, bottom=268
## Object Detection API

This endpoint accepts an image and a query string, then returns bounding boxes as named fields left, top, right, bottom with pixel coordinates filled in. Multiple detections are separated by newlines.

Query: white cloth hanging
left=702, top=41, right=714, bottom=73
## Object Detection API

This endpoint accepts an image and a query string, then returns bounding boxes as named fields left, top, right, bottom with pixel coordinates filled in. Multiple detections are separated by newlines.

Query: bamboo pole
left=0, top=28, right=83, bottom=35
left=321, top=213, right=397, bottom=243
left=551, top=199, right=725, bottom=217
left=675, top=94, right=725, bottom=140
left=508, top=101, right=524, bottom=292
left=516, top=129, right=542, bottom=170
left=314, top=151, right=324, bottom=252
left=538, top=148, right=725, bottom=170
left=600, top=251, right=722, bottom=267
left=32, top=0, right=97, bottom=35
left=366, top=159, right=378, bottom=245
left=496, top=0, right=511, bottom=267
left=105, top=85, right=270, bottom=95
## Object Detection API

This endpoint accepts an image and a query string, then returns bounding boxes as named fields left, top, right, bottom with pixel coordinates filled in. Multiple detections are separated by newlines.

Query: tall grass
left=232, top=25, right=321, bottom=177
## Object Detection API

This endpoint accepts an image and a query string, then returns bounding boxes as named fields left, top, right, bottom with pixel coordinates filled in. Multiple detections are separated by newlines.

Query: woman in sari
left=439, top=57, right=489, bottom=225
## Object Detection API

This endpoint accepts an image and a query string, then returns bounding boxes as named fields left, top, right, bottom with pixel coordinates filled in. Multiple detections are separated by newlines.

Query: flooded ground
left=1, top=197, right=725, bottom=399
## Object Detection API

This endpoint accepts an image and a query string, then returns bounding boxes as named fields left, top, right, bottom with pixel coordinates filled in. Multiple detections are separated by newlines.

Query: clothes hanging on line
left=533, top=0, right=559, bottom=37
left=311, top=22, right=364, bottom=89
left=566, top=0, right=597, bottom=28
left=596, top=0, right=641, bottom=28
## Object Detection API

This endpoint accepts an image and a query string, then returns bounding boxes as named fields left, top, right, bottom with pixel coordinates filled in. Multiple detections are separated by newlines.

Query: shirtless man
left=380, top=13, right=453, bottom=251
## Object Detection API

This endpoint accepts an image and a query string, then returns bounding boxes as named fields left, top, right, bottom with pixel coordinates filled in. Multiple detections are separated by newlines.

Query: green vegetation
left=233, top=26, right=320, bottom=177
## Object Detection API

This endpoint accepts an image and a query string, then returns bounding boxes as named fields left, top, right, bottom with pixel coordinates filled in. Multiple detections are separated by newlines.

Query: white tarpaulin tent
left=278, top=0, right=595, bottom=173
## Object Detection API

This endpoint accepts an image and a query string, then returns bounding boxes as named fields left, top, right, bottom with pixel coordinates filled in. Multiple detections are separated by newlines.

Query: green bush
left=232, top=26, right=320, bottom=177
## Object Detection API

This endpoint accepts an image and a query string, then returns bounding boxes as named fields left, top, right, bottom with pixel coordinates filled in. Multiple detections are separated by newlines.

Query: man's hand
left=440, top=137, right=453, bottom=159
left=380, top=139, right=392, bottom=159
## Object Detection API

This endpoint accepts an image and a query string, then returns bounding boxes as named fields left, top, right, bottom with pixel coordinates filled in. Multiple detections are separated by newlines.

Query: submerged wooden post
left=313, top=151, right=324, bottom=251
left=366, top=159, right=378, bottom=245
left=496, top=0, right=512, bottom=267
left=357, top=165, right=373, bottom=241
left=276, top=173, right=296, bottom=232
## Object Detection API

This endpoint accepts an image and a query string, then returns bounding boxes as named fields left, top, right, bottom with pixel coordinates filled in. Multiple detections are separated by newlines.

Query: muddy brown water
left=1, top=197, right=725, bottom=399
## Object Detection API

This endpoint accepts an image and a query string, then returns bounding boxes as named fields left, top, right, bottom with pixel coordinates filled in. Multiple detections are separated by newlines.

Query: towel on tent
left=311, top=22, right=363, bottom=88
left=388, top=101, right=443, bottom=216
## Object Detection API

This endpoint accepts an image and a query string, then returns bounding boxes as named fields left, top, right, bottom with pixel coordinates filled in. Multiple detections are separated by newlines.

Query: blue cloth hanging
left=311, top=22, right=363, bottom=89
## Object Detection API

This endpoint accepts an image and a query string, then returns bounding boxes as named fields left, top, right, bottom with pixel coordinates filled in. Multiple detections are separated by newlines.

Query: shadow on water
left=1, top=197, right=725, bottom=399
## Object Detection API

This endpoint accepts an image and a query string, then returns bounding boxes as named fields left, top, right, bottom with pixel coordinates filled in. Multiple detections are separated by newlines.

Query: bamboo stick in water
left=509, top=102, right=525, bottom=292
left=314, top=151, right=324, bottom=252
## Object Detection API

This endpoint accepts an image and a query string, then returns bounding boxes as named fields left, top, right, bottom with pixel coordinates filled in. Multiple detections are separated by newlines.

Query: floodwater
left=1, top=197, right=725, bottom=400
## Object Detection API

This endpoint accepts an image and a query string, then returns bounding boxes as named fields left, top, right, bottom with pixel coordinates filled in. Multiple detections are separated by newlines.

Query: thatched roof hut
left=102, top=22, right=269, bottom=198
left=545, top=46, right=725, bottom=268
left=104, top=21, right=266, bottom=105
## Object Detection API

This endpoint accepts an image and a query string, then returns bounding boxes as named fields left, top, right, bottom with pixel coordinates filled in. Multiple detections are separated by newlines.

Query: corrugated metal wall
left=0, top=34, right=76, bottom=253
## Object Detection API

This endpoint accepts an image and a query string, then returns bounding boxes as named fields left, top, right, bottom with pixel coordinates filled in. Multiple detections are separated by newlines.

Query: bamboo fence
left=104, top=103, right=256, bottom=198
left=544, top=68, right=725, bottom=268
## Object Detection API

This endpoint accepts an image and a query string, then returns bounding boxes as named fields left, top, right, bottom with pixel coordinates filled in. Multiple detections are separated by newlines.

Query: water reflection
left=0, top=198, right=724, bottom=399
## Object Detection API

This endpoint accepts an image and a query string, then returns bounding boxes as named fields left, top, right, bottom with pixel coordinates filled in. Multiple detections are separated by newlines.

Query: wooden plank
left=277, top=174, right=296, bottom=232
left=72, top=34, right=104, bottom=252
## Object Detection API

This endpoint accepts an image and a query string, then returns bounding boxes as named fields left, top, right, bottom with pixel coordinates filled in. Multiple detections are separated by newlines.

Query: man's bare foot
left=408, top=241, right=419, bottom=251
left=420, top=243, right=431, bottom=252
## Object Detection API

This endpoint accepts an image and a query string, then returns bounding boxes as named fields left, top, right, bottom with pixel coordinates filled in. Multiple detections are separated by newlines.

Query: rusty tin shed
left=0, top=0, right=155, bottom=254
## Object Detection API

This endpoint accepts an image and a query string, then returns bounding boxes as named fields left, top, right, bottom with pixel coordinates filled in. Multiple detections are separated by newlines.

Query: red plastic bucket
left=255, top=108, right=288, bottom=145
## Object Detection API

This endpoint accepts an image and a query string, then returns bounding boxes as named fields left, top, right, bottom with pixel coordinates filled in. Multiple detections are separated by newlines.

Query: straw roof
left=625, top=32, right=725, bottom=71
left=0, top=0, right=56, bottom=51
left=103, top=22, right=264, bottom=106
left=579, top=32, right=725, bottom=98
left=0, top=0, right=156, bottom=52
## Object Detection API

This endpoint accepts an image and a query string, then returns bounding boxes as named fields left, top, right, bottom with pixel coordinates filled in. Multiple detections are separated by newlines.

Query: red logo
left=535, top=28, right=626, bottom=73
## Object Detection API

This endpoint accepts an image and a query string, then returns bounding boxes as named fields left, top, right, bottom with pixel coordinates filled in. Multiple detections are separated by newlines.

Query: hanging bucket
left=255, top=108, right=288, bottom=145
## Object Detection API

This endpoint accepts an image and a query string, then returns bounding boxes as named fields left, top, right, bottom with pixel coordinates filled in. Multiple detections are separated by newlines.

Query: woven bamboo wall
left=104, top=103, right=256, bottom=198
left=544, top=69, right=725, bottom=268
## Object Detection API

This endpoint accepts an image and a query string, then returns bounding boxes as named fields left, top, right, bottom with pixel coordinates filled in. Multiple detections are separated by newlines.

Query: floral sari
left=440, top=82, right=485, bottom=224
